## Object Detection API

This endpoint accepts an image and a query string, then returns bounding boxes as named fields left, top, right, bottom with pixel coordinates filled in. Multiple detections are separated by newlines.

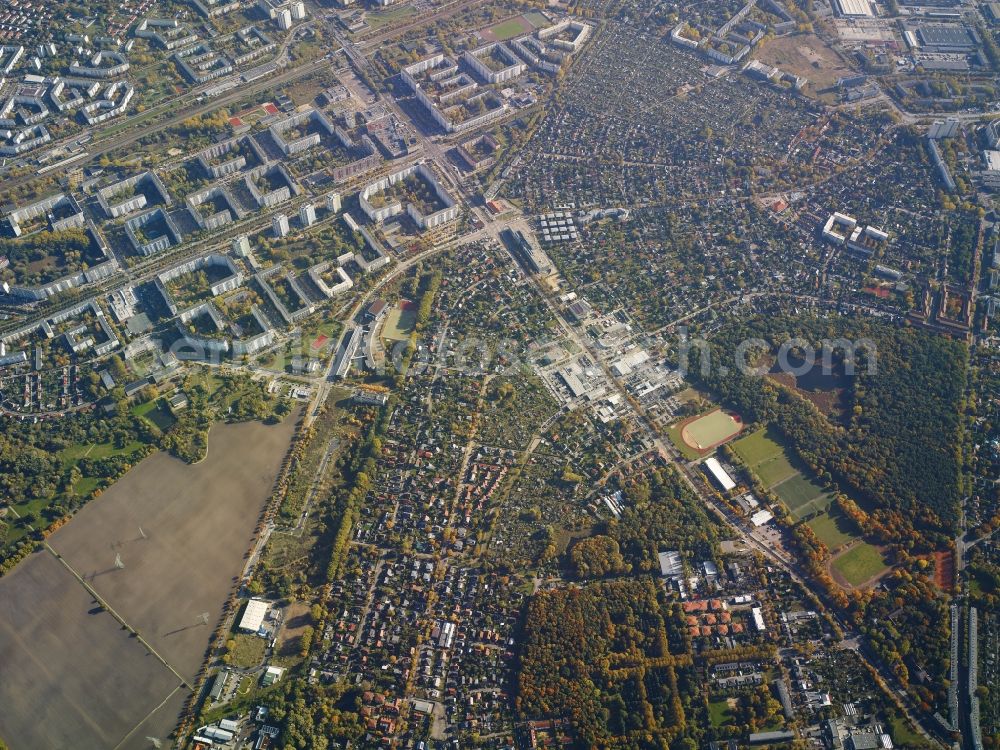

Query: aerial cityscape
left=0, top=0, right=997, bottom=747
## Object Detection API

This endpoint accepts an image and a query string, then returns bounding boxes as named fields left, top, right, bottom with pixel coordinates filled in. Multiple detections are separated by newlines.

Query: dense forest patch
left=689, top=314, right=966, bottom=539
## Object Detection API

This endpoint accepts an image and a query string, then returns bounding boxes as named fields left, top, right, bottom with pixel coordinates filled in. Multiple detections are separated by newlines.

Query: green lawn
left=258, top=347, right=292, bottom=373
left=732, top=427, right=784, bottom=467
left=668, top=422, right=704, bottom=461
left=832, top=543, right=889, bottom=586
left=364, top=3, right=418, bottom=31
left=886, top=711, right=933, bottom=749
left=187, top=368, right=225, bottom=397
left=773, top=475, right=829, bottom=519
left=132, top=398, right=176, bottom=431
left=303, top=317, right=343, bottom=348
left=490, top=17, right=532, bottom=40
left=754, top=454, right=798, bottom=487
left=806, top=509, right=859, bottom=549
left=237, top=675, right=254, bottom=696
left=58, top=439, right=146, bottom=467
left=708, top=697, right=733, bottom=727
left=73, top=477, right=102, bottom=497
left=381, top=308, right=416, bottom=342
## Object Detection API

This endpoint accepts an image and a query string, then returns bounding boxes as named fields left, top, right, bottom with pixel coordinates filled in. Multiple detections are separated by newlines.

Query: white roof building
left=834, top=0, right=873, bottom=16
left=750, top=509, right=774, bottom=526
left=658, top=550, right=683, bottom=578
left=238, top=598, right=269, bottom=632
left=704, top=457, right=736, bottom=492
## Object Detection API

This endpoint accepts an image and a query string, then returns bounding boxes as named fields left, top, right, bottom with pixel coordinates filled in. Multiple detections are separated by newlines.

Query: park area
left=0, top=416, right=297, bottom=749
left=732, top=427, right=889, bottom=588
left=670, top=408, right=743, bottom=458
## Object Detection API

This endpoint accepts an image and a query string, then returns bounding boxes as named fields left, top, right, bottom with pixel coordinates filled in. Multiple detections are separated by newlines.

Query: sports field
left=734, top=427, right=884, bottom=586
left=0, top=416, right=298, bottom=749
left=832, top=543, right=889, bottom=587
left=731, top=427, right=783, bottom=466
left=523, top=10, right=551, bottom=28
left=774, top=474, right=830, bottom=518
left=480, top=12, right=548, bottom=42
left=806, top=508, right=857, bottom=549
left=382, top=307, right=416, bottom=341
left=679, top=409, right=743, bottom=451
left=755, top=453, right=797, bottom=487
left=363, top=3, right=418, bottom=31
left=732, top=426, right=831, bottom=521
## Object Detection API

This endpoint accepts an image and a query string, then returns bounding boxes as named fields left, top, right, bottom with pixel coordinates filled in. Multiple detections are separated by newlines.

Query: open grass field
left=708, top=697, right=734, bottom=727
left=806, top=508, right=858, bottom=550
left=831, top=543, right=889, bottom=587
left=732, top=427, right=783, bottom=466
left=132, top=398, right=176, bottom=431
left=57, top=438, right=147, bottom=467
left=227, top=633, right=267, bottom=669
left=362, top=3, right=418, bottom=32
left=679, top=409, right=743, bottom=451
left=755, top=453, right=798, bottom=487
left=0, top=416, right=298, bottom=749
left=733, top=426, right=831, bottom=521
left=381, top=307, right=416, bottom=342
left=772, top=474, right=830, bottom=518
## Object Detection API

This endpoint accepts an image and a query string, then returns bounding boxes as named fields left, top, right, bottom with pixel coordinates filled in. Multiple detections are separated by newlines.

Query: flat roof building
left=238, top=598, right=269, bottom=632
left=748, top=730, right=795, bottom=744
left=704, top=457, right=736, bottom=492
left=658, top=550, right=683, bottom=578
left=834, top=0, right=872, bottom=16
left=751, top=606, right=766, bottom=632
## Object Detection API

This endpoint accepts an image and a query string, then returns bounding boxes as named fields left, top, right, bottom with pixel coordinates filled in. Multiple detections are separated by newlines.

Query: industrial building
left=704, top=456, right=737, bottom=491
left=238, top=598, right=270, bottom=632
left=833, top=0, right=873, bottom=17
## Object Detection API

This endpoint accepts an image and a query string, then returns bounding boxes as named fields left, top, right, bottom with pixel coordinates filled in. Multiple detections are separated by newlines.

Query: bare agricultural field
left=49, top=417, right=299, bottom=680
left=0, top=416, right=298, bottom=750
left=0, top=551, right=182, bottom=750
left=754, top=34, right=854, bottom=97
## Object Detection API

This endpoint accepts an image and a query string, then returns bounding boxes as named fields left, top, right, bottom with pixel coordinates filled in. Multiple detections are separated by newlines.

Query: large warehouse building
left=238, top=598, right=270, bottom=632
left=834, top=0, right=873, bottom=16
left=704, top=457, right=737, bottom=492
